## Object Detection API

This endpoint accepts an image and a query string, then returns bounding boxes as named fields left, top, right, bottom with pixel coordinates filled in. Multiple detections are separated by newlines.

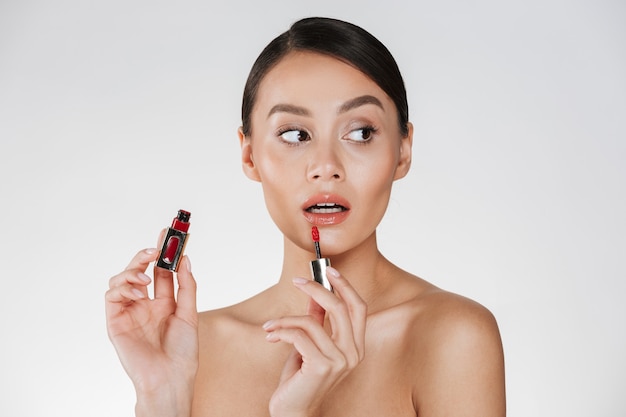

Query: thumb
left=279, top=348, right=303, bottom=385
left=175, top=255, right=198, bottom=325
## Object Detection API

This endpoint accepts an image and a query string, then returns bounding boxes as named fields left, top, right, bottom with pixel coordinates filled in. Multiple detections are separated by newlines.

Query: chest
left=193, top=319, right=417, bottom=417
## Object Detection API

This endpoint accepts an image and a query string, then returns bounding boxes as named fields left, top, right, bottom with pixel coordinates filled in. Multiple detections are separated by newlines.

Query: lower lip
left=303, top=210, right=350, bottom=226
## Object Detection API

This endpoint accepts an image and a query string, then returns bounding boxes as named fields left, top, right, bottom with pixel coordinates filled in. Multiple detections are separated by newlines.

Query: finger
left=266, top=327, right=331, bottom=368
left=292, top=278, right=354, bottom=346
left=293, top=272, right=365, bottom=363
left=109, top=249, right=155, bottom=294
left=306, top=297, right=326, bottom=326
left=123, top=247, right=159, bottom=272
left=325, top=267, right=367, bottom=360
left=174, top=256, right=198, bottom=325
left=153, top=262, right=175, bottom=300
left=278, top=348, right=302, bottom=385
left=264, top=315, right=339, bottom=360
left=105, top=283, right=147, bottom=323
left=109, top=270, right=152, bottom=289
left=105, top=283, right=147, bottom=304
left=106, top=248, right=155, bottom=317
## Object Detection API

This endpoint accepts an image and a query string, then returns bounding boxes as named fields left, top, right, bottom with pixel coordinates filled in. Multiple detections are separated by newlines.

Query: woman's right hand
left=263, top=267, right=367, bottom=417
left=105, top=245, right=198, bottom=417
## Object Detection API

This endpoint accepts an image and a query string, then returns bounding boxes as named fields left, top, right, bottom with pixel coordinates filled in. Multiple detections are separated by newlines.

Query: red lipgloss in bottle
left=156, top=209, right=191, bottom=272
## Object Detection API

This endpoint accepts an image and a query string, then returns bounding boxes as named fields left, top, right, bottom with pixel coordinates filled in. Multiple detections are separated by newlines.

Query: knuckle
left=108, top=274, right=119, bottom=288
left=333, top=276, right=349, bottom=290
left=332, top=355, right=348, bottom=374
left=292, top=328, right=307, bottom=342
left=346, top=349, right=361, bottom=368
left=314, top=361, right=333, bottom=377
left=326, top=298, right=348, bottom=315
left=105, top=286, right=123, bottom=302
left=119, top=283, right=133, bottom=296
left=303, top=315, right=318, bottom=327
left=109, top=270, right=137, bottom=288
left=185, top=276, right=197, bottom=290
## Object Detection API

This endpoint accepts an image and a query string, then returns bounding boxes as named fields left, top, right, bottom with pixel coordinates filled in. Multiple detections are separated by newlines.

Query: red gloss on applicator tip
left=312, top=226, right=322, bottom=259
left=310, top=226, right=332, bottom=291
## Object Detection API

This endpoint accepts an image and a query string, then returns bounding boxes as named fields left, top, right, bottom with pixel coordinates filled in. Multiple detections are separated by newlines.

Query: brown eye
left=280, top=129, right=310, bottom=144
left=345, top=126, right=376, bottom=143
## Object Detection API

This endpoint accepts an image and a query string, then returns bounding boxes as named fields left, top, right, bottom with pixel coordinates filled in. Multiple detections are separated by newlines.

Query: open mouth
left=305, top=203, right=349, bottom=214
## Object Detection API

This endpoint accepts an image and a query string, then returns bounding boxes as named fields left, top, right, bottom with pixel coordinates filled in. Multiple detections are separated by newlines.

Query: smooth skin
left=106, top=51, right=505, bottom=417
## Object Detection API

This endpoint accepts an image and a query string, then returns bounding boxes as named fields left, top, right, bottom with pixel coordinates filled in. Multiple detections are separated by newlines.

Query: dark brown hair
left=241, top=17, right=409, bottom=137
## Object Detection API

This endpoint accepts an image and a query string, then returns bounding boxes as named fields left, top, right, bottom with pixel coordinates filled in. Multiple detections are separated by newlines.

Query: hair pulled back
left=241, top=17, right=409, bottom=137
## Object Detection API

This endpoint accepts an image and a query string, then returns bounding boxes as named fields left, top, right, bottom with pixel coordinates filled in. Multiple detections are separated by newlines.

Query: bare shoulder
left=380, top=267, right=500, bottom=339
left=412, top=285, right=502, bottom=343
left=400, top=278, right=506, bottom=416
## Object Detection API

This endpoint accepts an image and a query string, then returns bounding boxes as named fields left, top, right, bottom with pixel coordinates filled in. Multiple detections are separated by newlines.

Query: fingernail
left=185, top=256, right=192, bottom=272
left=292, top=277, right=309, bottom=286
left=262, top=320, right=274, bottom=330
left=326, top=266, right=340, bottom=278
left=137, top=273, right=151, bottom=283
left=265, top=332, right=279, bottom=342
left=132, top=288, right=145, bottom=299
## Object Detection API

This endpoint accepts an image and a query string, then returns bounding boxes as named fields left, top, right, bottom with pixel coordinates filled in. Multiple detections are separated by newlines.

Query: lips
left=302, top=194, right=351, bottom=225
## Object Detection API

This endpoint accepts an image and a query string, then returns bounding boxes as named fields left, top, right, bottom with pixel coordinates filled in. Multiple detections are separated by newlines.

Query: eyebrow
left=267, top=95, right=384, bottom=119
left=267, top=103, right=310, bottom=118
left=337, top=95, right=384, bottom=114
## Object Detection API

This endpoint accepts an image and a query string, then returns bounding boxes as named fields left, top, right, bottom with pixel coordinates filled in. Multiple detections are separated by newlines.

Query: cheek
left=353, top=148, right=398, bottom=193
left=253, top=143, right=293, bottom=182
left=254, top=149, right=300, bottom=218
left=360, top=172, right=394, bottom=208
left=351, top=150, right=399, bottom=223
left=258, top=177, right=290, bottom=231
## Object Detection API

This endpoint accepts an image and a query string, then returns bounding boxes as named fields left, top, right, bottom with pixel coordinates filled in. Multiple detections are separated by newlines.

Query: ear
left=393, top=122, right=413, bottom=181
left=238, top=127, right=261, bottom=182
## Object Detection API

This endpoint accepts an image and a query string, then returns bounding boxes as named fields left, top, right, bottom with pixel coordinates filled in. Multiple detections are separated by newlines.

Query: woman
left=106, top=17, right=506, bottom=417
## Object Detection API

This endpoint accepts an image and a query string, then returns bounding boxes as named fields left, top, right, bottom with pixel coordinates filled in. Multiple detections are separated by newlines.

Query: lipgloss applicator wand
left=310, top=226, right=332, bottom=292
left=312, top=226, right=322, bottom=259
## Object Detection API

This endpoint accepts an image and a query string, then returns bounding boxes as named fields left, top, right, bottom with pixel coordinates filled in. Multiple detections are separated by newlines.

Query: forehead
left=254, top=51, right=393, bottom=113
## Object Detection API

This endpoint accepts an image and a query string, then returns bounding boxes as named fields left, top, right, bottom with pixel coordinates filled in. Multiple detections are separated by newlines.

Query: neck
left=277, top=231, right=394, bottom=307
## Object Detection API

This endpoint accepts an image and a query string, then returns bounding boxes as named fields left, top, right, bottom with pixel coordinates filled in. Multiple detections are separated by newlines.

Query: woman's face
left=240, top=51, right=412, bottom=256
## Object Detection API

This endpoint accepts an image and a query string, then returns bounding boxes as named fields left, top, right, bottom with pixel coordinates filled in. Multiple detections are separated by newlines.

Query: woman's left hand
left=263, top=266, right=367, bottom=417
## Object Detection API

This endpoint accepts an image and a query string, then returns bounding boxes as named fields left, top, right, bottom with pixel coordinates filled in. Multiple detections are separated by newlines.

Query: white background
left=1, top=1, right=624, bottom=416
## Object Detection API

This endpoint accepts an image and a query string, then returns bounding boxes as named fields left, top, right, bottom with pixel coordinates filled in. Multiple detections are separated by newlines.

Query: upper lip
left=301, top=193, right=351, bottom=212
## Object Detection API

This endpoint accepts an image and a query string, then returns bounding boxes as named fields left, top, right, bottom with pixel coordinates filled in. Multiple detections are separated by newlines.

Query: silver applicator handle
left=310, top=258, right=333, bottom=292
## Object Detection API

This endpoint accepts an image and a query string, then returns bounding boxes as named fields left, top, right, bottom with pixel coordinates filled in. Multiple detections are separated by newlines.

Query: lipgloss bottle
left=310, top=226, right=333, bottom=292
left=156, top=209, right=191, bottom=272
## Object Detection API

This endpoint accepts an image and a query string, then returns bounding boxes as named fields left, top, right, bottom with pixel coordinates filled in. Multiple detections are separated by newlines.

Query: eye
left=344, top=126, right=377, bottom=143
left=279, top=129, right=311, bottom=144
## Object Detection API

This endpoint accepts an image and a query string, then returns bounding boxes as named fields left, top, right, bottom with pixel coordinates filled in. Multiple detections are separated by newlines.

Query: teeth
left=310, top=207, right=343, bottom=214
left=307, top=203, right=346, bottom=214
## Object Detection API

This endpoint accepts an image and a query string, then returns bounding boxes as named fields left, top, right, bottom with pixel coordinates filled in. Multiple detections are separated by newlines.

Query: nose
left=307, top=142, right=345, bottom=182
